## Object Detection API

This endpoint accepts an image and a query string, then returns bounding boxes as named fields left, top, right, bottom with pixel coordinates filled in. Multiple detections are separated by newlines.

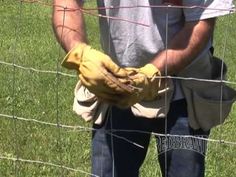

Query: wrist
left=67, top=40, right=88, bottom=52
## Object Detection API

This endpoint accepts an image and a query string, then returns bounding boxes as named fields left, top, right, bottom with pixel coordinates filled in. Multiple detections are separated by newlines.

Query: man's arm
left=112, top=18, right=217, bottom=107
left=52, top=0, right=135, bottom=100
left=52, top=0, right=87, bottom=52
left=151, top=18, right=216, bottom=75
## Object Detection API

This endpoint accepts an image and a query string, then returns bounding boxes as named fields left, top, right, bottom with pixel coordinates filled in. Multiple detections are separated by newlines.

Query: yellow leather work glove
left=112, top=63, right=162, bottom=108
left=61, top=43, right=134, bottom=100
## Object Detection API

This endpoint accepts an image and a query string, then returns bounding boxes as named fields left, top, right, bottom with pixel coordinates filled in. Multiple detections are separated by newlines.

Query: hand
left=111, top=64, right=163, bottom=108
left=61, top=43, right=134, bottom=99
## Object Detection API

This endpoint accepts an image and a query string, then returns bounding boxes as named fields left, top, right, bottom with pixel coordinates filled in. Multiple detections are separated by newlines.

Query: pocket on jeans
left=192, top=85, right=236, bottom=130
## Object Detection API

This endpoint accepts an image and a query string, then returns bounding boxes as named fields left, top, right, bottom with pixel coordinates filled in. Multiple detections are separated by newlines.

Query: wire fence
left=0, top=0, right=236, bottom=176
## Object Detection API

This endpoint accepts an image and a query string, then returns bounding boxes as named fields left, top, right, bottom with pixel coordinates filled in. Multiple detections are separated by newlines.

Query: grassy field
left=0, top=0, right=236, bottom=176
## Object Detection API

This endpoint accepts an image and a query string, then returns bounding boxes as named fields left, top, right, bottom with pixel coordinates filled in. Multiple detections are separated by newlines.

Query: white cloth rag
left=73, top=80, right=174, bottom=124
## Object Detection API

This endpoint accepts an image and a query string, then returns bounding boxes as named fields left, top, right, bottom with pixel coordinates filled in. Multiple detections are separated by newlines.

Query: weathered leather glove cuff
left=61, top=42, right=87, bottom=70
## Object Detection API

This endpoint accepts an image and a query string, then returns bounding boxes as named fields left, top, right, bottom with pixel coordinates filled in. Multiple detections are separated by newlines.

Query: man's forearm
left=52, top=0, right=87, bottom=52
left=151, top=18, right=216, bottom=75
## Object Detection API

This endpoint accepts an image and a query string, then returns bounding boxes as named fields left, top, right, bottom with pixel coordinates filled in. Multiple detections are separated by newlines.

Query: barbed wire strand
left=0, top=155, right=99, bottom=177
left=1, top=60, right=236, bottom=85
left=0, top=113, right=92, bottom=131
left=1, top=113, right=236, bottom=146
left=20, top=0, right=236, bottom=13
left=0, top=60, right=76, bottom=77
left=18, top=0, right=236, bottom=27
left=19, top=0, right=150, bottom=27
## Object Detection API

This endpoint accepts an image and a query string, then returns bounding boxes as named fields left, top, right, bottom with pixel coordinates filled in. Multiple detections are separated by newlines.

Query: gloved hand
left=61, top=43, right=134, bottom=100
left=111, top=63, right=163, bottom=108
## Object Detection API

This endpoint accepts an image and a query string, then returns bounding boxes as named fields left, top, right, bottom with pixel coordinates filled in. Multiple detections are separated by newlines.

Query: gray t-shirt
left=97, top=0, right=233, bottom=67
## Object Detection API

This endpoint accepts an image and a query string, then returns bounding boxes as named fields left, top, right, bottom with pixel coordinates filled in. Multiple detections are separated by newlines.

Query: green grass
left=0, top=0, right=236, bottom=176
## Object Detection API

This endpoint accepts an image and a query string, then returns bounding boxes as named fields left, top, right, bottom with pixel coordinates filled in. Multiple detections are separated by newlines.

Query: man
left=52, top=0, right=235, bottom=177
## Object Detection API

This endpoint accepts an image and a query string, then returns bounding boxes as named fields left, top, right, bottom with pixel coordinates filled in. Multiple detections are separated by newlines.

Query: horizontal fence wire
left=0, top=155, right=99, bottom=177
left=1, top=60, right=236, bottom=85
left=17, top=0, right=236, bottom=28
left=1, top=113, right=236, bottom=147
left=0, top=60, right=76, bottom=78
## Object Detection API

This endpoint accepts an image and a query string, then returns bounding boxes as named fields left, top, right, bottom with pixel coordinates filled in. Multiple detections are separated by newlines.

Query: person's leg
left=91, top=106, right=152, bottom=177
left=155, top=99, right=210, bottom=177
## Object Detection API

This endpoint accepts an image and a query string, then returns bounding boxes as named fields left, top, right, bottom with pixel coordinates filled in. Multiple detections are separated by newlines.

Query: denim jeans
left=91, top=99, right=210, bottom=177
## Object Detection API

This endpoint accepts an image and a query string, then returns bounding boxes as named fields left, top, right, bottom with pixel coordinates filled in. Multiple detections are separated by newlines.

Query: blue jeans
left=91, top=99, right=210, bottom=177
